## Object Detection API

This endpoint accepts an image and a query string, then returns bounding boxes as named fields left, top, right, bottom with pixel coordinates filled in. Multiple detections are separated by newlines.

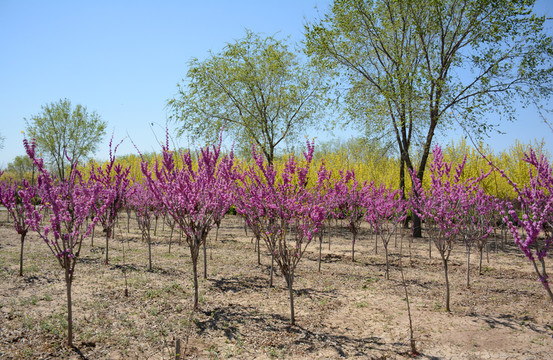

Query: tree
left=21, top=138, right=108, bottom=347
left=168, top=30, right=325, bottom=164
left=0, top=178, right=36, bottom=276
left=333, top=170, right=369, bottom=262
left=89, top=141, right=131, bottom=265
left=500, top=149, right=553, bottom=305
left=305, top=0, right=553, bottom=236
left=6, top=155, right=35, bottom=184
left=411, top=145, right=489, bottom=311
left=235, top=141, right=325, bottom=325
left=25, top=98, right=107, bottom=179
left=141, top=140, right=236, bottom=310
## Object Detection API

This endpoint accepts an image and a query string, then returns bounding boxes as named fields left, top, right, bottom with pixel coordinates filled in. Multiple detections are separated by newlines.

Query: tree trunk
left=479, top=246, right=484, bottom=275
left=384, top=242, right=390, bottom=280
left=169, top=226, right=174, bottom=254
left=269, top=254, right=274, bottom=288
left=212, top=224, right=220, bottom=260
left=65, top=270, right=73, bottom=347
left=257, top=236, right=261, bottom=266
left=351, top=231, right=357, bottom=262
left=398, top=245, right=417, bottom=355
left=105, top=228, right=111, bottom=265
left=91, top=225, right=95, bottom=247
left=318, top=233, right=323, bottom=272
left=19, top=232, right=26, bottom=276
left=544, top=282, right=553, bottom=305
left=192, top=259, right=199, bottom=310
left=203, top=239, right=207, bottom=279
left=328, top=219, right=332, bottom=250
left=374, top=230, right=378, bottom=255
left=413, top=213, right=422, bottom=238
left=428, top=236, right=432, bottom=259
left=466, top=245, right=471, bottom=288
left=287, top=273, right=295, bottom=326
left=148, top=234, right=152, bottom=271
left=536, top=258, right=553, bottom=305
left=442, top=258, right=451, bottom=312
left=123, top=238, right=129, bottom=297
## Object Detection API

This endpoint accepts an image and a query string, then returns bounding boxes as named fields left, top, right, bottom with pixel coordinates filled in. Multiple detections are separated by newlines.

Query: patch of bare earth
left=0, top=213, right=552, bottom=359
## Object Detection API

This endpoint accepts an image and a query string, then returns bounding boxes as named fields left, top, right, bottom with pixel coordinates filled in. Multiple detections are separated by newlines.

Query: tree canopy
left=25, top=98, right=107, bottom=180
left=168, top=30, right=326, bottom=164
left=305, top=0, right=553, bottom=235
left=6, top=155, right=35, bottom=183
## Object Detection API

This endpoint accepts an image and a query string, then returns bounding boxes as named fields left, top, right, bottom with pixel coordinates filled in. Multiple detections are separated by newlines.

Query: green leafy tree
left=25, top=98, right=107, bottom=180
left=305, top=0, right=553, bottom=236
left=168, top=30, right=326, bottom=164
left=6, top=155, right=36, bottom=184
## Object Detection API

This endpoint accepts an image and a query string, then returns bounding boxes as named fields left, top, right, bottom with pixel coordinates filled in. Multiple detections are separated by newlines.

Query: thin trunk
left=192, top=259, right=199, bottom=310
left=384, top=242, right=390, bottom=280
left=496, top=227, right=501, bottom=253
left=408, top=236, right=413, bottom=265
left=19, top=232, right=26, bottom=276
left=479, top=246, right=484, bottom=275
left=398, top=241, right=417, bottom=355
left=466, top=244, right=471, bottom=288
left=123, top=238, right=129, bottom=297
left=175, top=338, right=181, bottom=360
left=351, top=231, right=356, bottom=262
left=328, top=219, right=332, bottom=251
left=428, top=237, right=432, bottom=259
left=65, top=269, right=73, bottom=347
left=318, top=233, right=323, bottom=272
left=203, top=239, right=207, bottom=279
left=148, top=234, right=152, bottom=271
left=257, top=236, right=261, bottom=266
left=535, top=258, right=553, bottom=305
left=269, top=253, right=274, bottom=288
left=442, top=258, right=451, bottom=312
left=169, top=226, right=173, bottom=254
left=91, top=225, right=95, bottom=247
left=287, top=273, right=295, bottom=326
left=544, top=283, right=553, bottom=305
left=105, top=228, right=111, bottom=265
left=501, top=225, right=505, bottom=251
left=212, top=224, right=220, bottom=261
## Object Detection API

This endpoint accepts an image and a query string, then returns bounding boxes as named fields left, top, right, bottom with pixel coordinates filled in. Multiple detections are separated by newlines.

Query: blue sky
left=1, top=0, right=552, bottom=168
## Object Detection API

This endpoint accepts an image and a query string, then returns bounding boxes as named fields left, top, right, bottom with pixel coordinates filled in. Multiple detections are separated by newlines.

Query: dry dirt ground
left=0, top=212, right=552, bottom=359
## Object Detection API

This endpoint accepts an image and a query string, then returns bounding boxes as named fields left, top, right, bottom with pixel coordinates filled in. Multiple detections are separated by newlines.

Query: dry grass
left=0, top=212, right=552, bottom=359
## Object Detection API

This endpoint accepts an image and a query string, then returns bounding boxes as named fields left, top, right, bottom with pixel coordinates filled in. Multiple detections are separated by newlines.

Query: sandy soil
left=0, top=213, right=552, bottom=359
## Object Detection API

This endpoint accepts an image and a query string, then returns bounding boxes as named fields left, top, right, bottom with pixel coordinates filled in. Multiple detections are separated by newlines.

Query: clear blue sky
left=1, top=0, right=552, bottom=168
